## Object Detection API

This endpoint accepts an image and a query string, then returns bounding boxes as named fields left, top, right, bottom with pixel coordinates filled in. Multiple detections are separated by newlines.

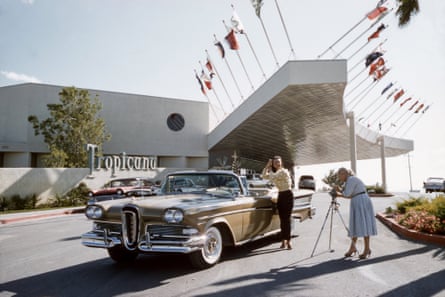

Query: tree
left=322, top=169, right=340, bottom=187
left=28, top=87, right=111, bottom=168
left=395, top=0, right=420, bottom=27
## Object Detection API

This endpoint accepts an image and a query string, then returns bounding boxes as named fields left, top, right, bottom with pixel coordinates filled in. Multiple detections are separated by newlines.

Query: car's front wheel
left=189, top=226, right=223, bottom=269
left=107, top=245, right=138, bottom=263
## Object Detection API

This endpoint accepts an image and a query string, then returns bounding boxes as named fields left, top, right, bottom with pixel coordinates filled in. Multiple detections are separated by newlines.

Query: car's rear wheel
left=107, top=245, right=138, bottom=263
left=116, top=189, right=123, bottom=195
left=189, top=226, right=223, bottom=269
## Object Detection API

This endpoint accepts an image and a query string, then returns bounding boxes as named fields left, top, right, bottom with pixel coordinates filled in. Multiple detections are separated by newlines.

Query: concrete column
left=379, top=136, right=387, bottom=193
left=346, top=112, right=357, bottom=174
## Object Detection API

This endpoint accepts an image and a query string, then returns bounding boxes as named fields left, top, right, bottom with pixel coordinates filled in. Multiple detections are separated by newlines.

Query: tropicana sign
left=86, top=144, right=157, bottom=175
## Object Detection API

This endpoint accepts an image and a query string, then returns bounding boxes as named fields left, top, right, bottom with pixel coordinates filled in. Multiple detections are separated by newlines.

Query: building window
left=167, top=113, right=185, bottom=131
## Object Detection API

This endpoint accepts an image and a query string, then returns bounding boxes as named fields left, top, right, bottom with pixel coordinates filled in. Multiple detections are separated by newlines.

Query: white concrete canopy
left=207, top=60, right=413, bottom=170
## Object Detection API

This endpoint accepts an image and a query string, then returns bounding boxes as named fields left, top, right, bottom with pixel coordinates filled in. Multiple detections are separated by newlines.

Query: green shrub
left=366, top=183, right=385, bottom=194
left=1, top=182, right=90, bottom=211
left=396, top=197, right=428, bottom=214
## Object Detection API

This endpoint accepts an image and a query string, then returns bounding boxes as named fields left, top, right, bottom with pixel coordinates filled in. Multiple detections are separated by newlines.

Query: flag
left=400, top=97, right=412, bottom=107
left=365, top=51, right=383, bottom=67
left=381, top=82, right=393, bottom=95
left=195, top=73, right=206, bottom=95
left=369, top=57, right=385, bottom=75
left=231, top=11, right=245, bottom=34
left=366, top=6, right=388, bottom=20
left=368, top=24, right=386, bottom=42
left=393, top=89, right=404, bottom=102
left=251, top=0, right=263, bottom=18
left=225, top=29, right=240, bottom=50
left=214, top=41, right=225, bottom=58
left=205, top=59, right=216, bottom=78
left=201, top=70, right=212, bottom=90
left=386, top=88, right=398, bottom=100
left=414, top=103, right=424, bottom=113
left=373, top=67, right=389, bottom=81
left=422, top=105, right=430, bottom=114
left=408, top=100, right=419, bottom=110
left=376, top=0, right=387, bottom=7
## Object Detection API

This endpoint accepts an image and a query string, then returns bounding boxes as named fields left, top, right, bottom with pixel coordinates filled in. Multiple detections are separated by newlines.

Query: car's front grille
left=146, top=225, right=190, bottom=240
left=122, top=206, right=140, bottom=250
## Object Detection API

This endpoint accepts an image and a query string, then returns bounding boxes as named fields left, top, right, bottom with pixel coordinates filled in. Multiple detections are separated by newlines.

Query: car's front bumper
left=81, top=230, right=205, bottom=254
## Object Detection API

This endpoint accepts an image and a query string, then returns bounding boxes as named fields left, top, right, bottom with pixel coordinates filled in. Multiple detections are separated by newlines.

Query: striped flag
left=251, top=0, right=263, bottom=18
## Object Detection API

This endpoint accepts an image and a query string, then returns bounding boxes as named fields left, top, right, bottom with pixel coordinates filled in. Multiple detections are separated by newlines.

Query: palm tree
left=395, top=0, right=420, bottom=27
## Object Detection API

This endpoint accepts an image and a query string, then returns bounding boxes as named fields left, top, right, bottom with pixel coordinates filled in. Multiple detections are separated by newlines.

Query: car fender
left=203, top=216, right=236, bottom=246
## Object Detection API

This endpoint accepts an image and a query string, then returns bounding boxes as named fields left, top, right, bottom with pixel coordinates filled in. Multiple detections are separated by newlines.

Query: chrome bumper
left=138, top=234, right=206, bottom=253
left=81, top=231, right=206, bottom=254
left=81, top=231, right=122, bottom=248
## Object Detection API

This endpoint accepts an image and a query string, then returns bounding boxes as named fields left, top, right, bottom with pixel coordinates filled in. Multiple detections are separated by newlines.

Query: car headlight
left=85, top=205, right=104, bottom=219
left=164, top=208, right=184, bottom=223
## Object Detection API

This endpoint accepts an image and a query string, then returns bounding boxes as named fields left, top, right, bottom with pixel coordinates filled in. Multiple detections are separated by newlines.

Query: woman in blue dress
left=337, top=168, right=377, bottom=259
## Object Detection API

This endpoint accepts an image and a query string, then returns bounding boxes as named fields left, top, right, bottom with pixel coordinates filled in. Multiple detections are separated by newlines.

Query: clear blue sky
left=1, top=0, right=444, bottom=191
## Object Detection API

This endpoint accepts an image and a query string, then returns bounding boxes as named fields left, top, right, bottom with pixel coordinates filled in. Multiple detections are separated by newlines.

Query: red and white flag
left=366, top=6, right=388, bottom=20
left=225, top=29, right=240, bottom=50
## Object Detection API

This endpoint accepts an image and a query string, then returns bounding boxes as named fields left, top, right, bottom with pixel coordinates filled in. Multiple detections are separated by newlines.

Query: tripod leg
left=310, top=203, right=333, bottom=257
left=329, top=205, right=334, bottom=252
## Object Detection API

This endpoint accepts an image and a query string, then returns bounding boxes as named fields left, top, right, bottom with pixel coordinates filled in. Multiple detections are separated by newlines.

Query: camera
left=329, top=188, right=337, bottom=199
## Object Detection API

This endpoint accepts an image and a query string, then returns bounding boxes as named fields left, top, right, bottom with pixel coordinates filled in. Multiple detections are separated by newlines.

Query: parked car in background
left=298, top=175, right=316, bottom=191
left=87, top=177, right=155, bottom=197
left=81, top=170, right=315, bottom=269
left=423, top=177, right=445, bottom=193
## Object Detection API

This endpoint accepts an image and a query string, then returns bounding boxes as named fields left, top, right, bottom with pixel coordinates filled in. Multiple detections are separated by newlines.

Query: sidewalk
left=0, top=207, right=85, bottom=225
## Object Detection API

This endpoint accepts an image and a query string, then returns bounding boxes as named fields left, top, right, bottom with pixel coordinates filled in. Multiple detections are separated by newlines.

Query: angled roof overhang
left=207, top=60, right=413, bottom=171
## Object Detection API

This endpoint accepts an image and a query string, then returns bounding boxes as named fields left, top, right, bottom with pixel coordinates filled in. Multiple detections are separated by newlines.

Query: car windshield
left=161, top=173, right=241, bottom=197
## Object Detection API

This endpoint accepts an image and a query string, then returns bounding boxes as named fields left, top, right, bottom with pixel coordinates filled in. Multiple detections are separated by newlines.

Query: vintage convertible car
left=81, top=170, right=315, bottom=269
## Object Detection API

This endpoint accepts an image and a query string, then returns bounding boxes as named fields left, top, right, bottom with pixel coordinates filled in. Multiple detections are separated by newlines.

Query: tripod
left=310, top=189, right=351, bottom=257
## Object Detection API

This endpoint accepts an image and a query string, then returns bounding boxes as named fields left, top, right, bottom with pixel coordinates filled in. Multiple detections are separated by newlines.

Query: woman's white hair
left=338, top=167, right=354, bottom=176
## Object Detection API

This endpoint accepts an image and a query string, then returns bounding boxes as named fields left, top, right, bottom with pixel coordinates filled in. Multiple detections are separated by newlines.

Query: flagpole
left=362, top=82, right=397, bottom=124
left=367, top=87, right=401, bottom=127
left=348, top=66, right=368, bottom=85
left=399, top=104, right=431, bottom=138
left=222, top=20, right=255, bottom=92
left=333, top=21, right=385, bottom=59
left=214, top=34, right=244, bottom=102
left=258, top=17, right=280, bottom=68
left=386, top=109, right=413, bottom=137
left=194, top=69, right=220, bottom=122
left=199, top=60, right=226, bottom=115
left=244, top=32, right=267, bottom=81
left=356, top=91, right=386, bottom=121
left=206, top=50, right=235, bottom=109
left=318, top=16, right=367, bottom=59
left=349, top=79, right=381, bottom=111
left=274, top=0, right=296, bottom=59
left=231, top=4, right=267, bottom=81
left=344, top=75, right=370, bottom=98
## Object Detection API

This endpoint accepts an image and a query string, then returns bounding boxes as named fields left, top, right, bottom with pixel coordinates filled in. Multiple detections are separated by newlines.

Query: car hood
left=95, top=193, right=242, bottom=221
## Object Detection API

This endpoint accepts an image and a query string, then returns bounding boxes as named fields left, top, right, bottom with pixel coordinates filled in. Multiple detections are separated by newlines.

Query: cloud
left=1, top=70, right=42, bottom=83
left=21, top=0, right=35, bottom=5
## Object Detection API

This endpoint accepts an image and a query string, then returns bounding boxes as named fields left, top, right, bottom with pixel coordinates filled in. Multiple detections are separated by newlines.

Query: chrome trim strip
left=81, top=231, right=121, bottom=248
left=138, top=235, right=206, bottom=253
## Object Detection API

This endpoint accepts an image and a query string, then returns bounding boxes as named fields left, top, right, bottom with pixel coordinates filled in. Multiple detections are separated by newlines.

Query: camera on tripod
left=329, top=188, right=337, bottom=199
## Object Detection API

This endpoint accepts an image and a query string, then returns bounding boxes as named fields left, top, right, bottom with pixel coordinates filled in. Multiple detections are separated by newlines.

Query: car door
left=240, top=195, right=280, bottom=241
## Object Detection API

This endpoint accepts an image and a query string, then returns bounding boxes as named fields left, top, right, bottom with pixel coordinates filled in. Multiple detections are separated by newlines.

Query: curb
left=0, top=207, right=85, bottom=225
left=376, top=213, right=445, bottom=247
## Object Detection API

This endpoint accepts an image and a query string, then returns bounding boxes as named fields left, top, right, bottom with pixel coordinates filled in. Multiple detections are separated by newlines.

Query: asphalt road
left=0, top=193, right=444, bottom=297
